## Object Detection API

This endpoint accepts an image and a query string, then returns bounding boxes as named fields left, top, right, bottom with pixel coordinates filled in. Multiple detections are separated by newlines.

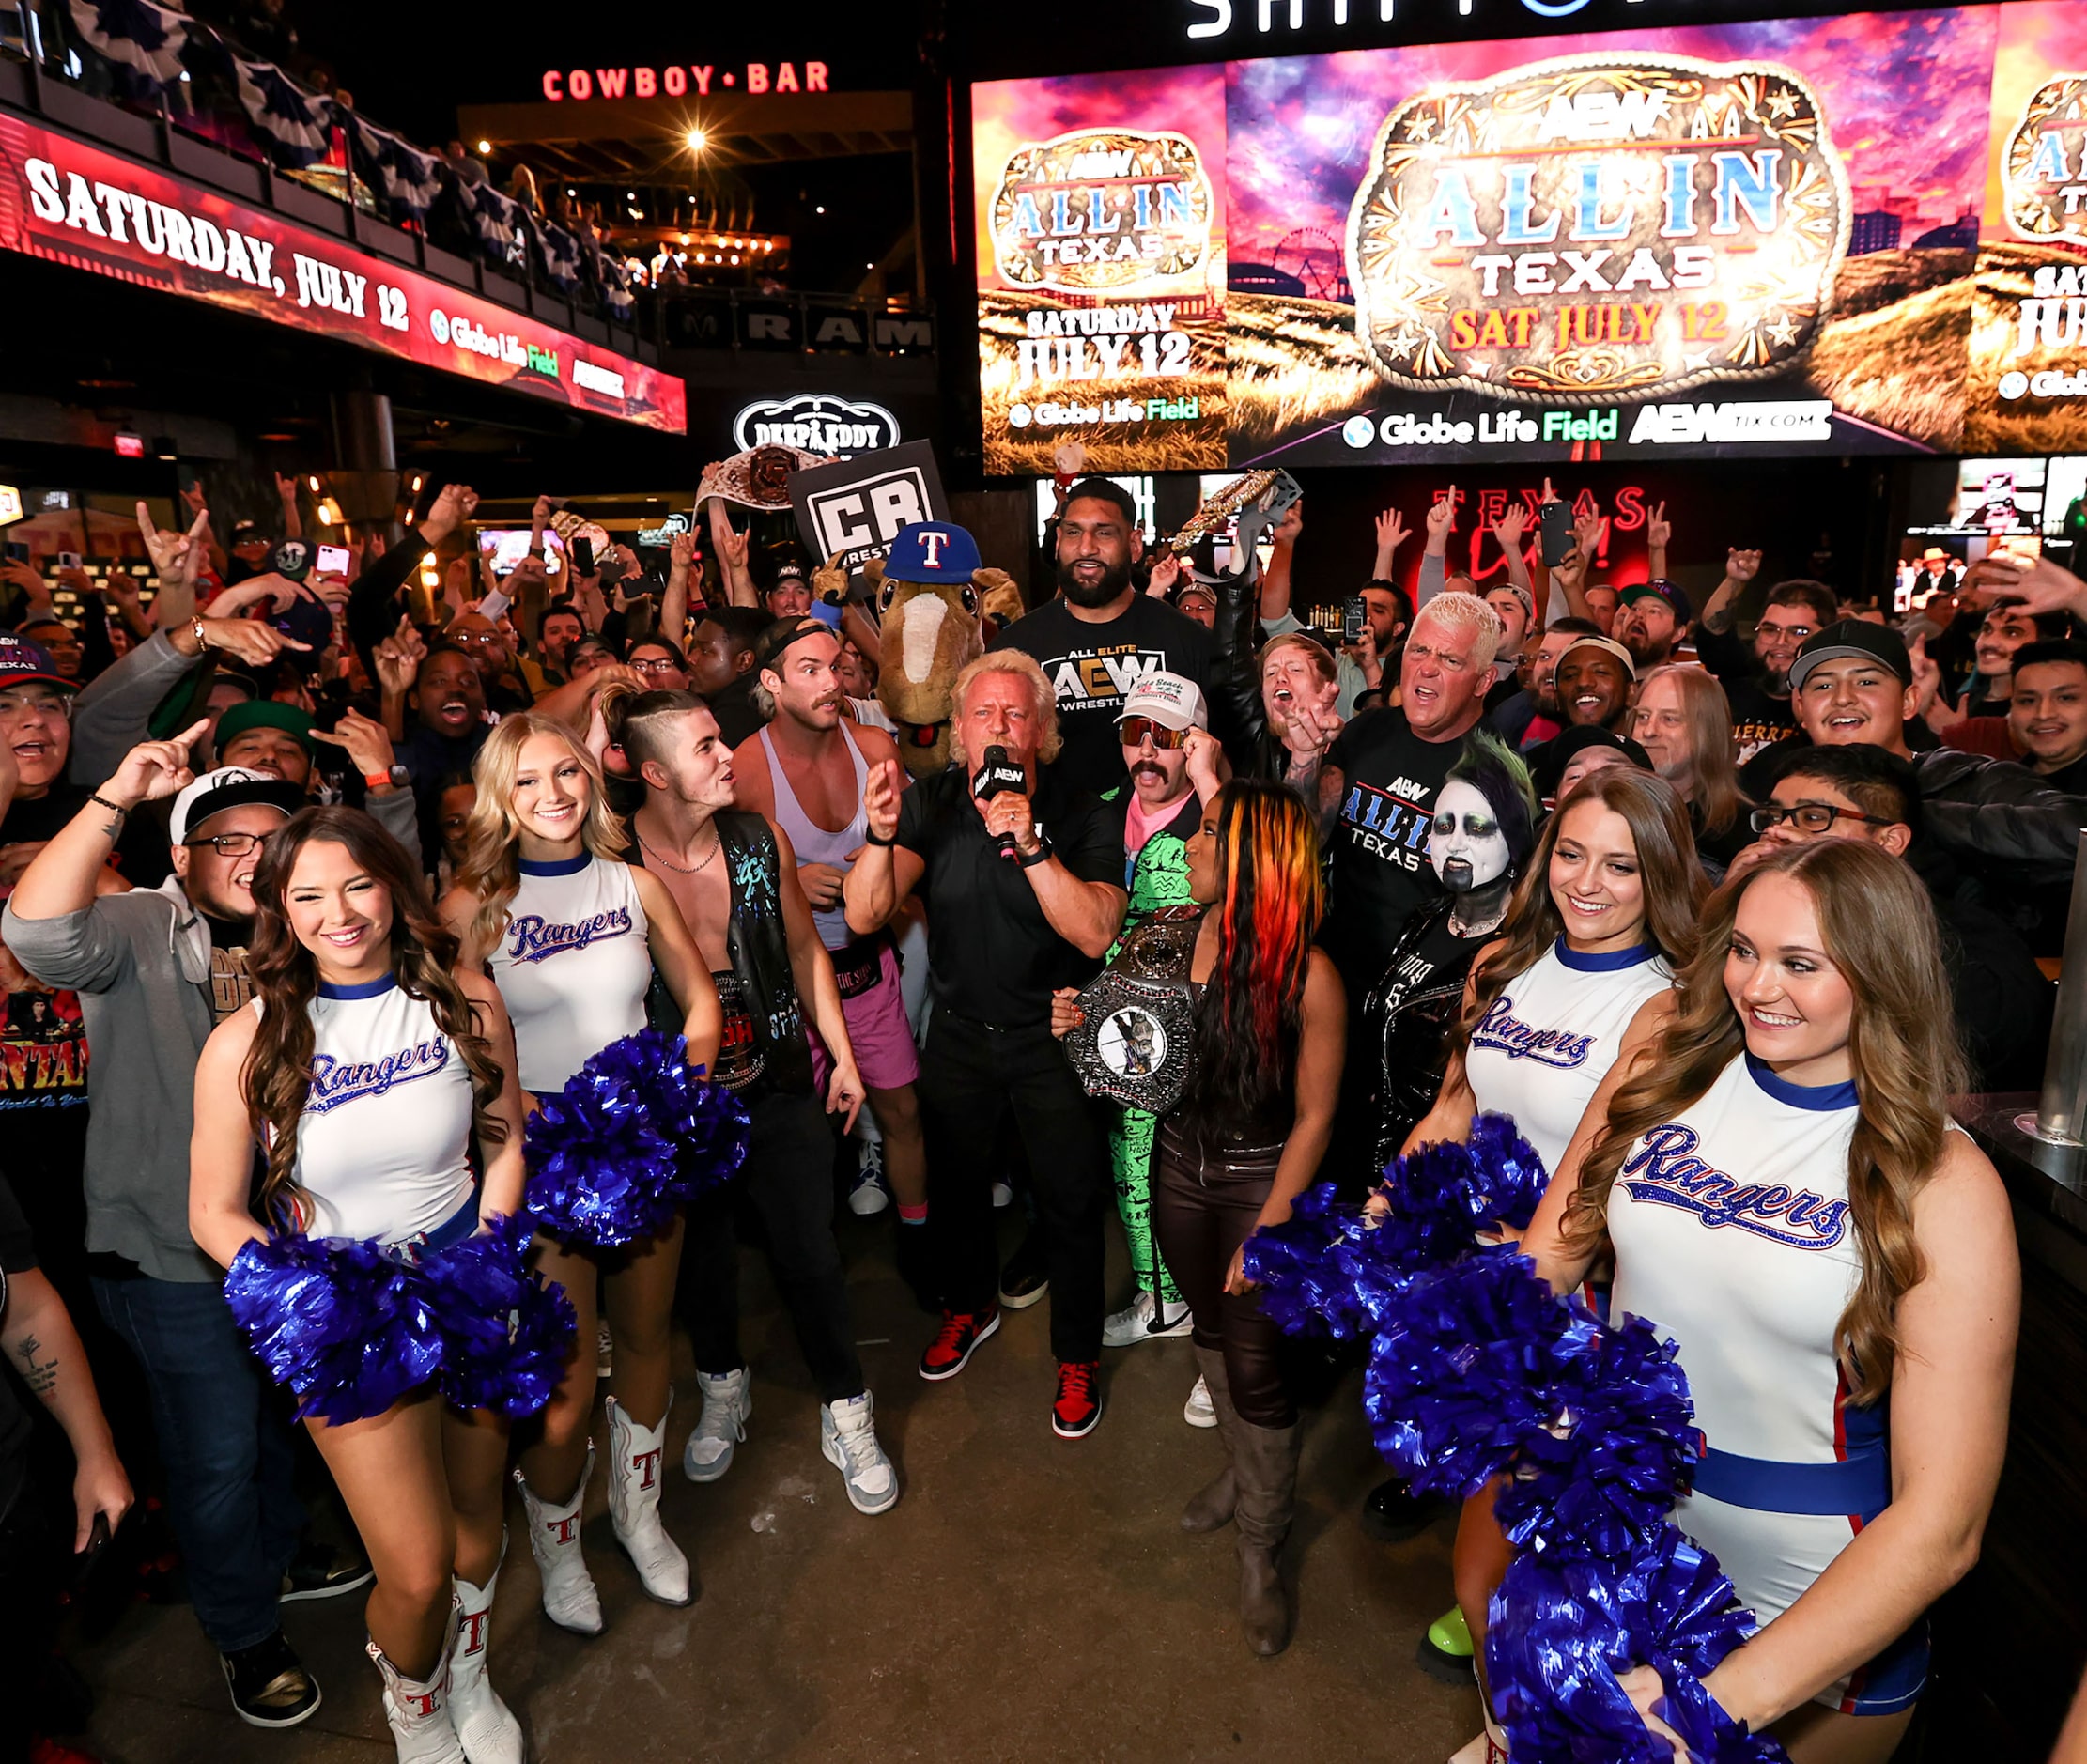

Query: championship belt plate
left=1064, top=906, right=1199, bottom=1116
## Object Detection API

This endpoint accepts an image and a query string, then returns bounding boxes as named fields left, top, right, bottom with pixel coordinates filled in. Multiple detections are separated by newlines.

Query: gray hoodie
left=5, top=877, right=235, bottom=1283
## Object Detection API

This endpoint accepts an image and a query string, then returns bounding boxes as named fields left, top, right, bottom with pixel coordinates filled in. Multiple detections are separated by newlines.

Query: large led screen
left=973, top=5, right=2087, bottom=469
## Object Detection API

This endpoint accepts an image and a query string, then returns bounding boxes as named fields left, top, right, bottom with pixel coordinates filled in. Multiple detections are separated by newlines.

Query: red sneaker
left=919, top=1308, right=1000, bottom=1382
left=1052, top=1360, right=1103, bottom=1439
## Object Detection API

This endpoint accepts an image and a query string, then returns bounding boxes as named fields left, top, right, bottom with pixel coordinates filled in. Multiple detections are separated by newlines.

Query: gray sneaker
left=820, top=1392, right=899, bottom=1515
left=1102, top=1291, right=1193, bottom=1348
left=682, top=1368, right=752, bottom=1483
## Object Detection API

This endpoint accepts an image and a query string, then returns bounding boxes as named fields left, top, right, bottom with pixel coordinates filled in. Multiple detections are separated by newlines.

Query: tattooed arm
left=3, top=1267, right=133, bottom=1550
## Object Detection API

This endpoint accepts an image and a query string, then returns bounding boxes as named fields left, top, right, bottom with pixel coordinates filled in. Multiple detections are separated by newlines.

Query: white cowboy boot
left=514, top=1444, right=603, bottom=1636
left=367, top=1609, right=465, bottom=1764
left=607, top=1394, right=690, bottom=1605
left=449, top=1542, right=523, bottom=1764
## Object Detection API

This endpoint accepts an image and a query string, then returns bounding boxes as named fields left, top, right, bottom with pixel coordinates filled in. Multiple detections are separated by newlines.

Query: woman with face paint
left=1368, top=735, right=1539, bottom=1168
left=1396, top=768, right=1708, bottom=1727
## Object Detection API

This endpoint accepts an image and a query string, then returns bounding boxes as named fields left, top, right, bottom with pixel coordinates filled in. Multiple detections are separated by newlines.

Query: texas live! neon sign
left=1187, top=0, right=1645, bottom=35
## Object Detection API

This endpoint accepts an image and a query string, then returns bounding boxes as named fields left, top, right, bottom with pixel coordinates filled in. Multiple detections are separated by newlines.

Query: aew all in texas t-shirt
left=991, top=596, right=1215, bottom=799
left=1322, top=709, right=1469, bottom=982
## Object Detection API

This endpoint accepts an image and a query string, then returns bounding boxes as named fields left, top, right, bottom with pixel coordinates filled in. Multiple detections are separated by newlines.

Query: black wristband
left=865, top=828, right=896, bottom=848
left=1017, top=835, right=1053, bottom=869
left=87, top=792, right=130, bottom=819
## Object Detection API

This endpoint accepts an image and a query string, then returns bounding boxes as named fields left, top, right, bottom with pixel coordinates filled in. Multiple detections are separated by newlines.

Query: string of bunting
left=1240, top=1114, right=1786, bottom=1762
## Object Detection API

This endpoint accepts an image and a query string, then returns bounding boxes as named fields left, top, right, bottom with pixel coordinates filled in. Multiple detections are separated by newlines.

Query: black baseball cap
left=752, top=616, right=836, bottom=674
left=1531, top=724, right=1653, bottom=799
left=1619, top=579, right=1691, bottom=622
left=1786, top=620, right=1910, bottom=692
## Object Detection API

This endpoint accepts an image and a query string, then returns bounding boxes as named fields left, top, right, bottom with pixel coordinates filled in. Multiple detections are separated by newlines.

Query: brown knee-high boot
left=1231, top=1414, right=1301, bottom=1657
left=1182, top=1344, right=1238, bottom=1533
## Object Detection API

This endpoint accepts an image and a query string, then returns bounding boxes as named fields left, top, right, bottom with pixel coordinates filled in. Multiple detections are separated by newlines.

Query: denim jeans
left=93, top=1274, right=304, bottom=1654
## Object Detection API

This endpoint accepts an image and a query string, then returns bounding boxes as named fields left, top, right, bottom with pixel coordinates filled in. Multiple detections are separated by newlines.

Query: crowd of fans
left=0, top=464, right=2067, bottom=1761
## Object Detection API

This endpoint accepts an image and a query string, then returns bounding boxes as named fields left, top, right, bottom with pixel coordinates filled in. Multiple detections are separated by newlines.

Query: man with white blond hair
left=1317, top=590, right=1501, bottom=1183
left=843, top=649, right=1130, bottom=1440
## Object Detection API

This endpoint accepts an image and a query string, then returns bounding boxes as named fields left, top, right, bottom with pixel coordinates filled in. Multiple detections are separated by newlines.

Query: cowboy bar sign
left=1348, top=54, right=1850, bottom=407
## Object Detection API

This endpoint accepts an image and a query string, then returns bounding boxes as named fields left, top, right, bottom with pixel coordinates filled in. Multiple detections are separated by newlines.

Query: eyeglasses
left=1118, top=716, right=1188, bottom=750
left=186, top=831, right=267, bottom=857
left=629, top=658, right=685, bottom=676
left=0, top=691, right=71, bottom=720
left=1748, top=802, right=1894, bottom=835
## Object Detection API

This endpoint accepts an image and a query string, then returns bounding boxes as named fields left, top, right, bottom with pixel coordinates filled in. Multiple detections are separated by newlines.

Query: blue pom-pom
left=1495, top=1310, right=1699, bottom=1562
left=1363, top=1246, right=1573, bottom=1498
left=1465, top=1112, right=1552, bottom=1233
left=420, top=1213, right=577, bottom=1417
left=1240, top=1184, right=1384, bottom=1339
left=224, top=1233, right=443, bottom=1425
left=525, top=1031, right=748, bottom=1247
left=1367, top=1116, right=1552, bottom=1273
left=1487, top=1524, right=1778, bottom=1763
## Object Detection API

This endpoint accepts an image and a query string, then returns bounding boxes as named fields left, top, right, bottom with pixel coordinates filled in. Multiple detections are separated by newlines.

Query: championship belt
left=1157, top=469, right=1302, bottom=559
left=1064, top=905, right=1201, bottom=1116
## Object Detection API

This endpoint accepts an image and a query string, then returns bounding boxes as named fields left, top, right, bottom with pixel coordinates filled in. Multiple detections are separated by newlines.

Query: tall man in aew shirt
left=992, top=477, right=1218, bottom=799
left=1317, top=591, right=1502, bottom=1185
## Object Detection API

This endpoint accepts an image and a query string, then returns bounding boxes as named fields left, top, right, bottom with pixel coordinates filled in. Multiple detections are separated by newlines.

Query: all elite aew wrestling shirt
left=991, top=596, right=1215, bottom=799
left=1322, top=711, right=1471, bottom=982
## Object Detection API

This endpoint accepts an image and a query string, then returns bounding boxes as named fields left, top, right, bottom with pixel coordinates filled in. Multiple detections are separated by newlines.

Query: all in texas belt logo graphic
left=990, top=129, right=1214, bottom=293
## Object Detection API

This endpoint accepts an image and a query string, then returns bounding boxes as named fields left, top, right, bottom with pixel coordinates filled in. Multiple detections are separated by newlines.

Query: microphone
left=972, top=744, right=1029, bottom=862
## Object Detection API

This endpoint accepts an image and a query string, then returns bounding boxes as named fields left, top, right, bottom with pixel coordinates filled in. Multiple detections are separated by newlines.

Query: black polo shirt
left=896, top=763, right=1127, bottom=1029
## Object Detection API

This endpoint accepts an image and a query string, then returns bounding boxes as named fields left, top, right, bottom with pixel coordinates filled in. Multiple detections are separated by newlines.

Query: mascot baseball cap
left=885, top=522, right=982, bottom=583
left=169, top=766, right=307, bottom=844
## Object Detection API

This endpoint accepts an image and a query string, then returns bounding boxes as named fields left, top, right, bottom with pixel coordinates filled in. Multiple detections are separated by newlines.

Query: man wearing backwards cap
left=1756, top=619, right=2087, bottom=891
left=731, top=618, right=926, bottom=1254
left=992, top=476, right=1218, bottom=799
left=7, top=738, right=361, bottom=1725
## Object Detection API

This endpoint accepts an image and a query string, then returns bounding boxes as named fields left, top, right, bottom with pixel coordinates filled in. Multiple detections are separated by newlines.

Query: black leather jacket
left=1212, top=566, right=1290, bottom=783
left=1910, top=747, right=2086, bottom=890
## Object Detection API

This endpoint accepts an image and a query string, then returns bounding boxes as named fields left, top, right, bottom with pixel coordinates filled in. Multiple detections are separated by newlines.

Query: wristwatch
left=1017, top=828, right=1054, bottom=868
left=364, top=765, right=410, bottom=790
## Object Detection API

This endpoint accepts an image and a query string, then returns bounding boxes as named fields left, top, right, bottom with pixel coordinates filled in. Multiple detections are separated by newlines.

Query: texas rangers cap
left=884, top=522, right=982, bottom=583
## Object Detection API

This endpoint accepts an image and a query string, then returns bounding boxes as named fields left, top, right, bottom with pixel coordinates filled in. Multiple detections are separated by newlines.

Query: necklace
left=640, top=828, right=721, bottom=874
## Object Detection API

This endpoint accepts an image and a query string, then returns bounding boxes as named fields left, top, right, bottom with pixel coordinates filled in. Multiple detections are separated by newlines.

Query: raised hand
left=1145, top=552, right=1183, bottom=598
left=1646, top=500, right=1671, bottom=552
left=199, top=611, right=309, bottom=668
left=863, top=757, right=904, bottom=843
left=1375, top=507, right=1410, bottom=554
left=1725, top=547, right=1762, bottom=584
left=1426, top=489, right=1459, bottom=540
left=105, top=720, right=213, bottom=809
left=1573, top=510, right=1608, bottom=560
left=1272, top=499, right=1303, bottom=547
left=311, top=707, right=397, bottom=781
left=1908, top=632, right=1943, bottom=716
left=1965, top=552, right=2087, bottom=622
left=374, top=615, right=427, bottom=697
left=670, top=530, right=696, bottom=569
left=1183, top=724, right=1225, bottom=797
left=1492, top=501, right=1529, bottom=548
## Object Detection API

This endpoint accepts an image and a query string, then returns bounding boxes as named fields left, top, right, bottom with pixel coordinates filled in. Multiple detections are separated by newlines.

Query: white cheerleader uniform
left=486, top=853, right=652, bottom=1096
left=289, top=973, right=477, bottom=1250
left=1606, top=1052, right=1927, bottom=1715
left=1461, top=937, right=1672, bottom=1177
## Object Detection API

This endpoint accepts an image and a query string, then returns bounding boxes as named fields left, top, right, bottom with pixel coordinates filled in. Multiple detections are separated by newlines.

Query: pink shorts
left=809, top=942, right=920, bottom=1093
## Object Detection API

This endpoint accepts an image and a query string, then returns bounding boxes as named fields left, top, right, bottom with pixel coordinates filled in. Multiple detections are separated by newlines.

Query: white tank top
left=286, top=975, right=476, bottom=1246
left=486, top=852, right=652, bottom=1094
left=1461, top=937, right=1672, bottom=1175
left=757, top=721, right=869, bottom=952
left=1607, top=1053, right=1867, bottom=1629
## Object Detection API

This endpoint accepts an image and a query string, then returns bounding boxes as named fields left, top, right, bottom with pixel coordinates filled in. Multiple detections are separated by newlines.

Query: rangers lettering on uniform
left=506, top=907, right=634, bottom=965
left=1468, top=993, right=1596, bottom=1068
left=305, top=1038, right=450, bottom=1113
left=1619, top=1122, right=1850, bottom=1249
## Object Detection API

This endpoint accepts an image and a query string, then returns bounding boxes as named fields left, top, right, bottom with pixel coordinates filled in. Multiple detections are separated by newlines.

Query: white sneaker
left=820, top=1392, right=900, bottom=1515
left=990, top=1178, right=1013, bottom=1209
left=1183, top=1374, right=1217, bottom=1429
left=449, top=1553, right=522, bottom=1764
left=848, top=1140, right=890, bottom=1216
left=595, top=1319, right=612, bottom=1380
left=515, top=1446, right=602, bottom=1636
left=1102, top=1291, right=1193, bottom=1348
left=681, top=1368, right=751, bottom=1484
left=607, top=1396, right=689, bottom=1606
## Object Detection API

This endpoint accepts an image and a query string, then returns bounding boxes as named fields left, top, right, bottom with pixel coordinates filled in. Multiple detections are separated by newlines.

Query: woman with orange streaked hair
left=1057, top=779, right=1342, bottom=1658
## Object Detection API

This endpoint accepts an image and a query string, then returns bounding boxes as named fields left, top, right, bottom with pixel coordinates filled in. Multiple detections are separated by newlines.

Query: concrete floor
left=71, top=1202, right=1482, bottom=1764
